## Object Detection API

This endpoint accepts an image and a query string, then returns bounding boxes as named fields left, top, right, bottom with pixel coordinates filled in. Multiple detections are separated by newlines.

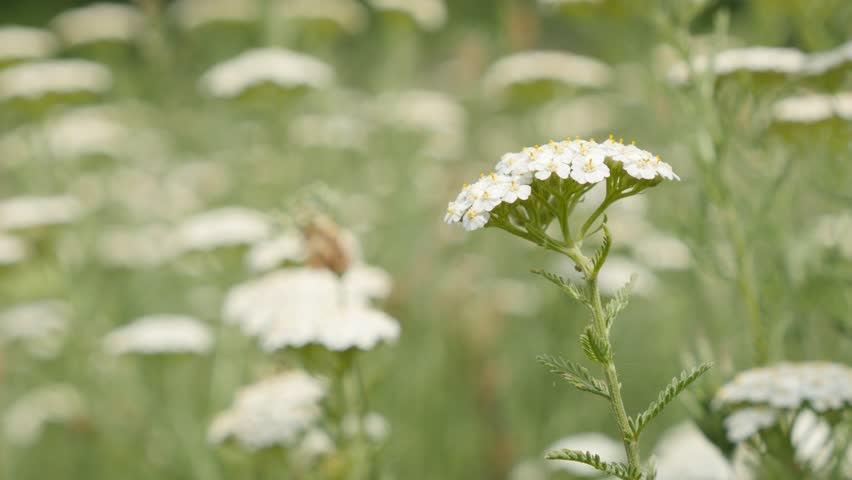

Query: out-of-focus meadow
left=1, top=1, right=851, bottom=479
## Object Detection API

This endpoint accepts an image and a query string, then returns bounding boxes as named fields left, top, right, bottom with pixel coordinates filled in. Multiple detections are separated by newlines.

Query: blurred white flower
left=41, top=106, right=129, bottom=159
left=0, top=26, right=58, bottom=64
left=835, top=92, right=852, bottom=120
left=631, top=232, right=692, bottom=270
left=223, top=267, right=399, bottom=352
left=0, top=195, right=83, bottom=231
left=294, top=428, right=335, bottom=461
left=51, top=3, right=144, bottom=48
left=103, top=314, right=213, bottom=355
left=166, top=161, right=232, bottom=200
left=536, top=97, right=615, bottom=139
left=3, top=384, right=85, bottom=447
left=723, top=407, right=778, bottom=443
left=483, top=51, right=612, bottom=95
left=274, top=0, right=367, bottom=34
left=0, top=233, right=29, bottom=265
left=714, top=362, right=852, bottom=413
left=773, top=94, right=835, bottom=124
left=368, top=0, right=447, bottom=31
left=545, top=432, right=625, bottom=476
left=668, top=47, right=807, bottom=85
left=289, top=113, right=371, bottom=153
left=342, top=264, right=394, bottom=304
left=200, top=48, right=334, bottom=99
left=0, top=300, right=68, bottom=359
left=208, top=371, right=326, bottom=450
left=0, top=59, right=111, bottom=101
left=246, top=230, right=306, bottom=273
left=375, top=89, right=466, bottom=159
left=171, top=0, right=258, bottom=30
left=791, top=409, right=834, bottom=470
left=97, top=224, right=176, bottom=268
left=174, top=207, right=271, bottom=254
left=588, top=256, right=658, bottom=297
left=342, top=412, right=390, bottom=442
left=653, top=422, right=735, bottom=480
left=803, top=40, right=852, bottom=76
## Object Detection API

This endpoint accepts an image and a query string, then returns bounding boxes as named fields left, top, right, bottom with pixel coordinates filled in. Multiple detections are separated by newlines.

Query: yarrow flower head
left=208, top=371, right=326, bottom=451
left=444, top=136, right=679, bottom=239
left=0, top=26, right=58, bottom=66
left=103, top=314, right=214, bottom=355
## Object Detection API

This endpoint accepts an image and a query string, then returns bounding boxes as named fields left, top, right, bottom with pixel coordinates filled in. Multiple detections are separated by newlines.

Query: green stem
left=587, top=275, right=642, bottom=471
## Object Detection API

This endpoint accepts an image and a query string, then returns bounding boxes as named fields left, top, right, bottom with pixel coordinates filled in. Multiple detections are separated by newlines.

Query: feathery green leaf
left=531, top=269, right=587, bottom=304
left=629, top=363, right=713, bottom=437
left=605, top=273, right=637, bottom=328
left=580, top=326, right=611, bottom=364
left=545, top=449, right=642, bottom=480
left=537, top=354, right=610, bottom=399
left=591, top=218, right=612, bottom=274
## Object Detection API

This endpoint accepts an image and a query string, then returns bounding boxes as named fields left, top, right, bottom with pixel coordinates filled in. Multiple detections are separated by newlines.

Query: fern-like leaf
left=545, top=449, right=641, bottom=480
left=605, top=274, right=637, bottom=328
left=579, top=326, right=611, bottom=364
left=629, top=363, right=713, bottom=437
left=531, top=269, right=587, bottom=304
left=590, top=218, right=612, bottom=274
left=537, top=354, right=610, bottom=399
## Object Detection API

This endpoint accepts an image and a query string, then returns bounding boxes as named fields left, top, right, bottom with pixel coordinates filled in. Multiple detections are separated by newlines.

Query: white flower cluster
left=444, top=138, right=678, bottom=231
left=223, top=266, right=398, bottom=352
left=246, top=230, right=307, bottom=273
left=669, top=41, right=852, bottom=84
left=275, top=0, right=368, bottom=34
left=42, top=106, right=130, bottom=159
left=0, top=26, right=58, bottom=64
left=723, top=407, right=778, bottom=443
left=208, top=371, right=326, bottom=450
left=483, top=50, right=612, bottom=95
left=199, top=48, right=334, bottom=99
left=368, top=0, right=447, bottom=31
left=773, top=92, right=852, bottom=124
left=103, top=314, right=214, bottom=355
left=0, top=300, right=68, bottom=358
left=50, top=3, right=144, bottom=48
left=714, top=362, right=852, bottom=413
left=3, top=384, right=85, bottom=447
left=171, top=0, right=258, bottom=30
left=0, top=195, right=83, bottom=231
left=174, top=207, right=271, bottom=254
left=0, top=59, right=112, bottom=101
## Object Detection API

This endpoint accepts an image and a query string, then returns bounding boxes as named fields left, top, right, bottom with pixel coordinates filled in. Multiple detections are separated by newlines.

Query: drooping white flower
left=483, top=51, right=612, bottom=95
left=50, top=3, right=144, bottom=48
left=653, top=422, right=735, bottom=480
left=103, top=314, right=214, bottom=355
left=0, top=301, right=68, bottom=359
left=174, top=207, right=271, bottom=254
left=0, top=233, right=29, bottom=265
left=171, top=0, right=258, bottom=30
left=0, top=26, right=58, bottom=64
left=208, top=371, right=326, bottom=450
left=714, top=362, right=852, bottom=413
left=0, top=59, right=111, bottom=101
left=3, top=384, right=85, bottom=447
left=223, top=267, right=399, bottom=352
left=274, top=0, right=367, bottom=34
left=368, top=0, right=447, bottom=31
left=545, top=432, right=625, bottom=476
left=200, top=48, right=334, bottom=99
left=0, top=195, right=83, bottom=231
left=246, top=231, right=306, bottom=273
